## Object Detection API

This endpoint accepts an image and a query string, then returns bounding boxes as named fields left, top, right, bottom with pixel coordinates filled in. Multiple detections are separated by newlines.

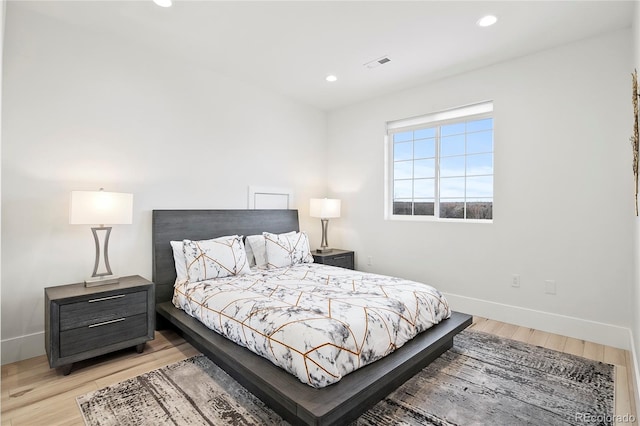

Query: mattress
left=172, top=263, right=451, bottom=388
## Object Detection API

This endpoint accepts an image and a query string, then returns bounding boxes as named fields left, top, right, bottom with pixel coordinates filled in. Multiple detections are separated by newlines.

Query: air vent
left=364, top=56, right=391, bottom=69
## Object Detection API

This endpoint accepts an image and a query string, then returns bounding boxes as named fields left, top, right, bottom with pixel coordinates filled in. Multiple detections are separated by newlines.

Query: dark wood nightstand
left=312, top=249, right=355, bottom=270
left=45, top=275, right=155, bottom=375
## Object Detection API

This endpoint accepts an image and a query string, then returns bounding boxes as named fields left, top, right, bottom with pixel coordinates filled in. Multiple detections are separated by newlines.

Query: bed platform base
left=157, top=302, right=471, bottom=426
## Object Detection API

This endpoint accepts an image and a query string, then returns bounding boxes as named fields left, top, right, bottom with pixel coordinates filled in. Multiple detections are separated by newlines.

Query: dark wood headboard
left=152, top=209, right=300, bottom=304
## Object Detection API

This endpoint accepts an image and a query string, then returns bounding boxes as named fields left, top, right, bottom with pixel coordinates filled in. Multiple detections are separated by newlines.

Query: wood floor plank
left=10, top=408, right=84, bottom=426
left=481, top=319, right=504, bottom=335
left=625, top=351, right=639, bottom=426
left=583, top=341, right=605, bottom=363
left=1, top=355, right=57, bottom=389
left=616, top=366, right=633, bottom=423
left=510, top=326, right=534, bottom=343
left=3, top=382, right=96, bottom=424
left=605, top=346, right=627, bottom=367
left=543, top=333, right=567, bottom=352
left=494, top=322, right=519, bottom=339
left=2, top=355, right=49, bottom=379
left=527, top=329, right=549, bottom=347
left=468, top=316, right=489, bottom=332
left=150, top=343, right=200, bottom=365
left=564, top=337, right=585, bottom=357
left=96, top=345, right=200, bottom=389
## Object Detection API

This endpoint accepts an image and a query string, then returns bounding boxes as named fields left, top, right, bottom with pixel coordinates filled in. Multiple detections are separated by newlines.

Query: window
left=386, top=101, right=493, bottom=221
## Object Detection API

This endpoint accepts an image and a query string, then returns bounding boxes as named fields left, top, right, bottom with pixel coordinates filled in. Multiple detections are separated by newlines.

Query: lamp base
left=316, top=248, right=334, bottom=253
left=84, top=275, right=120, bottom=287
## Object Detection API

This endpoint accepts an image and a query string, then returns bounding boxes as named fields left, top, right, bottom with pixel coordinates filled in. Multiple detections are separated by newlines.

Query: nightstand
left=45, top=275, right=155, bottom=375
left=312, top=249, right=355, bottom=270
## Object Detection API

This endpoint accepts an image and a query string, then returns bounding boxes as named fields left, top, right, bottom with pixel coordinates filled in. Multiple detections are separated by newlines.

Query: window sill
left=386, top=215, right=493, bottom=224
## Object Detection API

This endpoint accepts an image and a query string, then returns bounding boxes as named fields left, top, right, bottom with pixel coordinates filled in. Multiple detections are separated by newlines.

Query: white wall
left=1, top=3, right=327, bottom=363
left=327, top=29, right=634, bottom=348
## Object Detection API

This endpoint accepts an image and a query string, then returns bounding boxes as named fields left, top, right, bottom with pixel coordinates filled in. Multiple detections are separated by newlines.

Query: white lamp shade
left=310, top=198, right=341, bottom=219
left=70, top=191, right=133, bottom=225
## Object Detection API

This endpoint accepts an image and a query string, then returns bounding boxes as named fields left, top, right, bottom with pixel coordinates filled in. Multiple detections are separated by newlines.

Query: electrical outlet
left=367, top=256, right=373, bottom=266
left=545, top=279, right=556, bottom=295
left=512, top=274, right=520, bottom=288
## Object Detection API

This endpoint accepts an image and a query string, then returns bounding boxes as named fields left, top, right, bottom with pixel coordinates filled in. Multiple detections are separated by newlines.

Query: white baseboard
left=1, top=331, right=45, bottom=365
left=444, top=292, right=631, bottom=350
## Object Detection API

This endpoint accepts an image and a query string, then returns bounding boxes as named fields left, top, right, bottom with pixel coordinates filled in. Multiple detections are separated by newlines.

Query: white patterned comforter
left=173, top=263, right=451, bottom=388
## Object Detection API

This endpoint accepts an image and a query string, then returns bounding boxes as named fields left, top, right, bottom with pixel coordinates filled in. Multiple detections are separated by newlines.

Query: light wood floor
left=1, top=317, right=637, bottom=425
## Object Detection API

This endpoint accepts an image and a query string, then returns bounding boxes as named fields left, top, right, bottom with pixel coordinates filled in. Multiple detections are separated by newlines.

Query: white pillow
left=244, top=237, right=256, bottom=267
left=170, top=240, right=188, bottom=282
left=247, top=232, right=296, bottom=269
left=183, top=235, right=251, bottom=282
left=263, top=231, right=314, bottom=269
left=246, top=235, right=267, bottom=269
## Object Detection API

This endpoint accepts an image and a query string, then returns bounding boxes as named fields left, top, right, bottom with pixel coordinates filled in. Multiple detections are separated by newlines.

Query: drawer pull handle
left=89, top=318, right=125, bottom=328
left=88, top=294, right=126, bottom=303
left=333, top=256, right=346, bottom=260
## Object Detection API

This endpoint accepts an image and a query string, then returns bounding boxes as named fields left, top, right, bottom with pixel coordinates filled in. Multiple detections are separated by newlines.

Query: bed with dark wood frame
left=152, top=209, right=472, bottom=426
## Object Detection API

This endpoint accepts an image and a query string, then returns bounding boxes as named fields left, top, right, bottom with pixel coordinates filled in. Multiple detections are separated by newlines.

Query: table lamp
left=309, top=198, right=341, bottom=253
left=70, top=189, right=133, bottom=287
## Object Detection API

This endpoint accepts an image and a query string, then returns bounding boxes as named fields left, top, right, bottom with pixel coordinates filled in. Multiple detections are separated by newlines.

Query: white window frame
left=384, top=101, right=494, bottom=222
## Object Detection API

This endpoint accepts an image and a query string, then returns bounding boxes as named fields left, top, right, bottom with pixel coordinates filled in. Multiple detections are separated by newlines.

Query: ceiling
left=13, top=1, right=635, bottom=111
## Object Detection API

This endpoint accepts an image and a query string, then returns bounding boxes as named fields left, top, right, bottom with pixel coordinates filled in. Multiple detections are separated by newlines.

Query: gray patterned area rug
left=77, top=330, right=614, bottom=426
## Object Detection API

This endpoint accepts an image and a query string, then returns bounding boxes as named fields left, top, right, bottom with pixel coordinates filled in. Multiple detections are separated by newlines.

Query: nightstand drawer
left=59, top=290, right=148, bottom=331
left=60, top=313, right=148, bottom=357
left=312, top=249, right=355, bottom=270
left=327, top=254, right=353, bottom=269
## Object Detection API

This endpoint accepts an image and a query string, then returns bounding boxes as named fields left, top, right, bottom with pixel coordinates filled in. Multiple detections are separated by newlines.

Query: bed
left=152, top=209, right=472, bottom=425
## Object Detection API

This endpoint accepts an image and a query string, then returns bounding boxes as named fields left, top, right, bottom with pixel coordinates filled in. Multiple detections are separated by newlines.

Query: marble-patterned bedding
left=172, top=263, right=451, bottom=388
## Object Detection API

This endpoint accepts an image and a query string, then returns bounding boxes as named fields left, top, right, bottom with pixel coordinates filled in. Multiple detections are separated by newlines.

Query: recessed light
left=153, top=0, right=172, bottom=7
left=326, top=75, right=337, bottom=82
left=477, top=15, right=497, bottom=27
